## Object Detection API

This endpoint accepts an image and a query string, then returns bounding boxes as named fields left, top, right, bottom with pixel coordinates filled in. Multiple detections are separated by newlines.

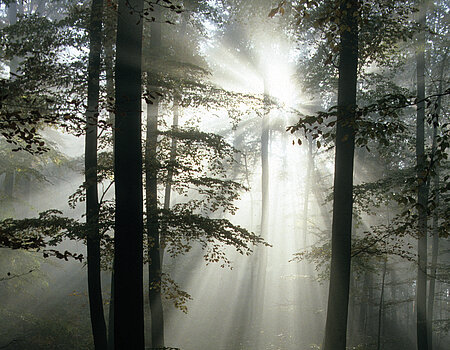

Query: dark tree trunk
left=145, top=8, right=164, bottom=348
left=323, top=1, right=358, bottom=350
left=85, top=0, right=107, bottom=349
left=113, top=0, right=145, bottom=348
left=416, top=7, right=429, bottom=350
left=108, top=270, right=114, bottom=350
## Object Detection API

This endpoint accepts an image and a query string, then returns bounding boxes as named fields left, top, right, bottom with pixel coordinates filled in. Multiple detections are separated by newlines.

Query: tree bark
left=85, top=0, right=107, bottom=349
left=416, top=6, right=429, bottom=350
left=323, top=1, right=358, bottom=349
left=113, top=0, right=145, bottom=348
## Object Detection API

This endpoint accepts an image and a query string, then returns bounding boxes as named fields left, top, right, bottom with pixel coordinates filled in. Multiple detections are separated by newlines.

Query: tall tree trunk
left=416, top=6, right=429, bottom=350
left=145, top=7, right=164, bottom=348
left=427, top=52, right=445, bottom=350
left=113, top=0, right=145, bottom=348
left=261, top=80, right=269, bottom=239
left=323, top=1, right=358, bottom=349
left=104, top=6, right=116, bottom=349
left=85, top=0, right=107, bottom=349
left=427, top=153, right=439, bottom=350
left=377, top=260, right=387, bottom=350
left=251, top=79, right=270, bottom=345
left=146, top=92, right=165, bottom=349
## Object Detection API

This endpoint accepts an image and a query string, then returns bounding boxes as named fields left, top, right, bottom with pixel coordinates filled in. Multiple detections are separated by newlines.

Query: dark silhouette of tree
left=415, top=4, right=428, bottom=350
left=85, top=0, right=107, bottom=348
left=113, top=0, right=145, bottom=348
left=322, top=1, right=358, bottom=349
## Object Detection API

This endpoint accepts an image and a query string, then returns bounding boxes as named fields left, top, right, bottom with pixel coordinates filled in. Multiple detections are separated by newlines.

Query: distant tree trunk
left=85, top=0, right=107, bottom=349
left=427, top=152, right=439, bottom=350
left=35, top=0, right=45, bottom=15
left=359, top=272, right=369, bottom=344
left=113, top=0, right=145, bottom=348
left=163, top=93, right=180, bottom=212
left=160, top=92, right=179, bottom=265
left=261, top=80, right=269, bottom=239
left=302, top=136, right=313, bottom=248
left=415, top=6, right=429, bottom=350
left=427, top=53, right=445, bottom=350
left=145, top=7, right=164, bottom=348
left=3, top=172, right=14, bottom=199
left=377, top=260, right=387, bottom=350
left=7, top=1, right=18, bottom=77
left=146, top=90, right=165, bottom=349
left=323, top=1, right=358, bottom=350
left=390, top=269, right=398, bottom=328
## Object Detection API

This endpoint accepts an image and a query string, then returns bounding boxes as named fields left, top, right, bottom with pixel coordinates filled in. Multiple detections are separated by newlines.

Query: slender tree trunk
left=427, top=53, right=445, bottom=350
left=377, top=260, right=387, bottom=350
left=163, top=93, right=179, bottom=212
left=3, top=172, right=14, bottom=199
left=251, top=79, right=270, bottom=345
left=160, top=93, right=179, bottom=266
left=104, top=7, right=116, bottom=349
left=416, top=6, right=429, bottom=350
left=7, top=1, right=18, bottom=77
left=427, top=161, right=439, bottom=350
left=145, top=8, right=164, bottom=348
left=35, top=0, right=45, bottom=15
left=261, top=80, right=269, bottom=239
left=113, top=0, right=145, bottom=348
left=359, top=272, right=369, bottom=344
left=323, top=1, right=358, bottom=349
left=85, top=0, right=107, bottom=349
left=302, top=136, right=313, bottom=248
left=146, top=91, right=165, bottom=349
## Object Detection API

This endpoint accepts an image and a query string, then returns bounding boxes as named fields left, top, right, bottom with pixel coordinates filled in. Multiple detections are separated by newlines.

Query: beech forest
left=0, top=0, right=448, bottom=349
